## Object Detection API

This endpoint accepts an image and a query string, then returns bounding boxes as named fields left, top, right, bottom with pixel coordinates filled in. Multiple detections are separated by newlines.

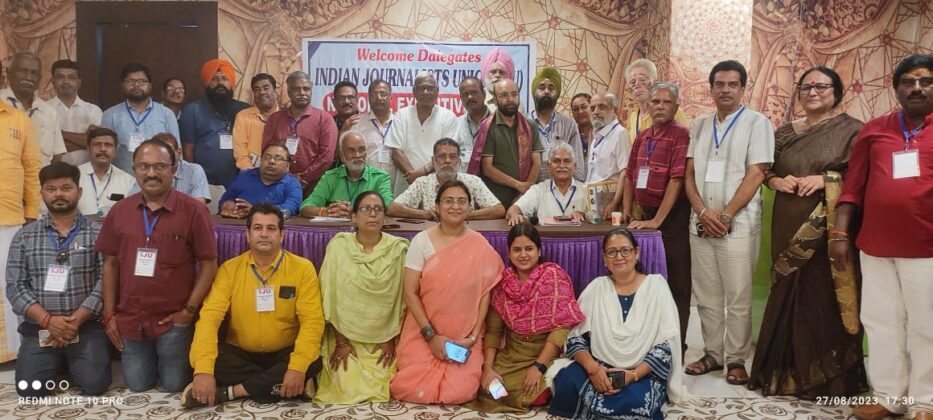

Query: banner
left=303, top=39, right=535, bottom=116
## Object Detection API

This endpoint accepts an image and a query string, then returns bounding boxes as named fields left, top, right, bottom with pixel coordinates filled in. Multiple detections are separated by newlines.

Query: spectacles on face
left=166, top=86, right=186, bottom=92
left=261, top=154, right=288, bottom=164
left=604, top=247, right=636, bottom=259
left=797, top=83, right=833, bottom=95
left=124, top=78, right=150, bottom=87
left=496, top=91, right=520, bottom=100
left=370, top=91, right=391, bottom=98
left=133, top=162, right=173, bottom=173
left=899, top=76, right=933, bottom=89
left=356, top=205, right=385, bottom=215
left=441, top=197, right=469, bottom=207
left=434, top=152, right=459, bottom=161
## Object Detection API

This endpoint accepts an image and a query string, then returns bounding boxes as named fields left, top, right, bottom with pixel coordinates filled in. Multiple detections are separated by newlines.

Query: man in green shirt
left=299, top=132, right=393, bottom=218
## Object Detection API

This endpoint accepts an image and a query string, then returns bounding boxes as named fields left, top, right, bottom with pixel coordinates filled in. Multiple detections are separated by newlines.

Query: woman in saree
left=548, top=228, right=686, bottom=420
left=749, top=66, right=868, bottom=398
left=389, top=180, right=504, bottom=404
left=315, top=191, right=409, bottom=403
left=469, top=222, right=585, bottom=413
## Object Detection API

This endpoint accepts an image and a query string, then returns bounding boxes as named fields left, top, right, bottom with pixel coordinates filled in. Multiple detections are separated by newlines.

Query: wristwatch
left=183, top=304, right=198, bottom=315
left=718, top=213, right=732, bottom=224
left=532, top=361, right=547, bottom=374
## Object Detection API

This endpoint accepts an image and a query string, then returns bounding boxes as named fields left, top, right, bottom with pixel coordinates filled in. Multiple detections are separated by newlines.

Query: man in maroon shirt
left=261, top=71, right=338, bottom=196
left=96, top=139, right=217, bottom=392
left=614, top=82, right=692, bottom=350
left=831, top=54, right=933, bottom=420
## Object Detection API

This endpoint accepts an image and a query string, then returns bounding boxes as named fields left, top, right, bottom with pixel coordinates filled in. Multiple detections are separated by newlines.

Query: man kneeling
left=183, top=203, right=324, bottom=407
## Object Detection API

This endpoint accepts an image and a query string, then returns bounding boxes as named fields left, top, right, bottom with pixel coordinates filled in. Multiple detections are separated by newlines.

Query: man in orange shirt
left=233, top=74, right=279, bottom=170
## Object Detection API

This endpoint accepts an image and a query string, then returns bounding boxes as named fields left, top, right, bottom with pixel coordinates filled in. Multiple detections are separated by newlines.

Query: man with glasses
left=76, top=127, right=136, bottom=217
left=128, top=133, right=210, bottom=204
left=623, top=59, right=689, bottom=140
left=6, top=162, right=111, bottom=397
left=506, top=143, right=586, bottom=225
left=219, top=143, right=302, bottom=219
left=233, top=74, right=279, bottom=170
left=161, top=78, right=186, bottom=120
left=0, top=52, right=66, bottom=166
left=300, top=132, right=392, bottom=218
left=101, top=62, right=179, bottom=173
left=831, top=54, right=933, bottom=420
left=349, top=79, right=395, bottom=177
left=388, top=138, right=503, bottom=220
left=96, top=139, right=217, bottom=393
left=385, top=72, right=457, bottom=196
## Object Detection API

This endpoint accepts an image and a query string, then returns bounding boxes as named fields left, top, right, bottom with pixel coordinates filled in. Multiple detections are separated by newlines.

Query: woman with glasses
left=468, top=222, right=584, bottom=413
left=750, top=66, right=868, bottom=398
left=549, top=228, right=686, bottom=420
left=390, top=180, right=504, bottom=403
left=315, top=191, right=409, bottom=403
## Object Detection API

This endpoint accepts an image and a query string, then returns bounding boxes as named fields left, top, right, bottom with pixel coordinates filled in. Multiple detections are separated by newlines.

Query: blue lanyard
left=250, top=252, right=285, bottom=286
left=344, top=173, right=362, bottom=203
left=371, top=119, right=393, bottom=140
left=46, top=220, right=81, bottom=255
left=645, top=136, right=658, bottom=160
left=898, top=111, right=925, bottom=151
left=468, top=111, right=490, bottom=140
left=592, top=122, right=620, bottom=151
left=142, top=207, right=162, bottom=245
left=550, top=181, right=577, bottom=214
left=287, top=112, right=304, bottom=137
left=125, top=101, right=153, bottom=131
left=8, top=97, right=37, bottom=117
left=89, top=169, right=113, bottom=205
left=535, top=113, right=554, bottom=143
left=712, top=106, right=745, bottom=151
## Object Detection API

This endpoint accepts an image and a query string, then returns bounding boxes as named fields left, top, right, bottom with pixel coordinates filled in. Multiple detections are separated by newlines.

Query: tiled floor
left=0, top=309, right=857, bottom=419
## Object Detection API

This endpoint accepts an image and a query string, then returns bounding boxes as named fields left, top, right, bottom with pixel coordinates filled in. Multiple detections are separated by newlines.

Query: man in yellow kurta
left=183, top=203, right=324, bottom=407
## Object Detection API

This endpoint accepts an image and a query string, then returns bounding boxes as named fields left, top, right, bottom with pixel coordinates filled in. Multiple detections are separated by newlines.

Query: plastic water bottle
left=587, top=210, right=601, bottom=225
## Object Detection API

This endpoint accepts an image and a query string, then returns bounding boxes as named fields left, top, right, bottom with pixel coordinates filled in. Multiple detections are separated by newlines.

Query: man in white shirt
left=455, top=76, right=489, bottom=173
left=48, top=60, right=103, bottom=166
left=385, top=72, right=457, bottom=196
left=77, top=127, right=135, bottom=216
left=388, top=138, right=503, bottom=220
left=683, top=60, right=774, bottom=385
left=585, top=91, right=631, bottom=185
left=0, top=52, right=67, bottom=166
left=507, top=143, right=586, bottom=225
left=348, top=79, right=395, bottom=178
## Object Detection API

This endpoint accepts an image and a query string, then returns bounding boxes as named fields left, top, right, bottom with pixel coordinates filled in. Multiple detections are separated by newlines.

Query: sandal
left=726, top=363, right=748, bottom=385
left=684, top=354, right=723, bottom=376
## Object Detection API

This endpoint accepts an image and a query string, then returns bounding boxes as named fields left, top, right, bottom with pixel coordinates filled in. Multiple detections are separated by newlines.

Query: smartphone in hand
left=444, top=341, right=471, bottom=364
left=607, top=370, right=626, bottom=390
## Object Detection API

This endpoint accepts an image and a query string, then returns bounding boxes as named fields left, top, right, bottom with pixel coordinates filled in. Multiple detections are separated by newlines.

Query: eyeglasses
left=356, top=205, right=385, bottom=215
left=441, top=197, right=469, bottom=207
left=496, top=92, right=520, bottom=100
left=132, top=162, right=173, bottom=173
left=899, top=76, right=933, bottom=89
left=370, top=91, right=390, bottom=98
left=124, top=78, right=150, bottom=86
left=165, top=86, right=186, bottom=92
left=604, top=247, right=636, bottom=259
left=434, top=153, right=459, bottom=161
left=261, top=154, right=289, bottom=164
left=797, top=83, right=833, bottom=95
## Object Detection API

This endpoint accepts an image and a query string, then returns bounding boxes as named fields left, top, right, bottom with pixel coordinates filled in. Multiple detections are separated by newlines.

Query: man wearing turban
left=480, top=48, right=516, bottom=112
left=529, top=67, right=586, bottom=182
left=180, top=58, right=250, bottom=213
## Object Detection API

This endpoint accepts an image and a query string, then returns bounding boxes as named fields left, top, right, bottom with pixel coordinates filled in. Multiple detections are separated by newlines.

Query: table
left=213, top=217, right=667, bottom=294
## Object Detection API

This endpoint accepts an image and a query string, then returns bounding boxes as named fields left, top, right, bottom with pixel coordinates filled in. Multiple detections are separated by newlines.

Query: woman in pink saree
left=390, top=180, right=504, bottom=404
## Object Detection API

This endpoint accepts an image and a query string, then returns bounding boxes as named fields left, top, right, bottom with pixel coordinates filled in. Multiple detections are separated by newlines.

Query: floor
left=0, top=308, right=857, bottom=419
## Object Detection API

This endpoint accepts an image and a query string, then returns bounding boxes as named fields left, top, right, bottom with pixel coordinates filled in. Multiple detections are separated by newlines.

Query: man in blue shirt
left=101, top=62, right=179, bottom=173
left=129, top=133, right=210, bottom=204
left=180, top=59, right=249, bottom=212
left=219, top=143, right=302, bottom=218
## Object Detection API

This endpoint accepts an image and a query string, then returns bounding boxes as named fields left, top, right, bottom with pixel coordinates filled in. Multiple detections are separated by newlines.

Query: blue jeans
left=121, top=323, right=193, bottom=392
left=15, top=322, right=112, bottom=397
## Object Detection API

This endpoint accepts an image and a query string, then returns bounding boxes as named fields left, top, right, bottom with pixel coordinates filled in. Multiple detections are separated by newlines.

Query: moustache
left=144, top=177, right=162, bottom=184
left=96, top=152, right=110, bottom=158
left=907, top=92, right=927, bottom=100
left=52, top=199, right=68, bottom=205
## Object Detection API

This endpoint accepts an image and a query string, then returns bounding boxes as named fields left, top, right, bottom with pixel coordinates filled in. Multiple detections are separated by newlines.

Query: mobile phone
left=554, top=215, right=573, bottom=222
left=397, top=218, right=426, bottom=224
left=607, top=370, right=626, bottom=390
left=38, top=329, right=79, bottom=347
left=444, top=341, right=471, bottom=364
left=488, top=378, right=509, bottom=400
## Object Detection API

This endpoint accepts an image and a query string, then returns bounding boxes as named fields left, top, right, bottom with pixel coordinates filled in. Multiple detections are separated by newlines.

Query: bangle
left=828, top=238, right=849, bottom=242
left=420, top=324, right=436, bottom=341
left=830, top=230, right=848, bottom=237
left=532, top=361, right=547, bottom=374
left=39, top=313, right=50, bottom=328
left=631, top=369, right=640, bottom=382
left=319, top=207, right=327, bottom=217
left=698, top=208, right=708, bottom=218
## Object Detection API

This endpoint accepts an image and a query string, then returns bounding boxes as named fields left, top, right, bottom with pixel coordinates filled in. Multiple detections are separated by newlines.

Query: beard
left=346, top=160, right=366, bottom=174
left=207, top=86, right=233, bottom=106
left=46, top=199, right=77, bottom=214
left=436, top=166, right=458, bottom=184
left=499, top=103, right=519, bottom=117
left=535, top=95, right=556, bottom=111
left=592, top=115, right=607, bottom=130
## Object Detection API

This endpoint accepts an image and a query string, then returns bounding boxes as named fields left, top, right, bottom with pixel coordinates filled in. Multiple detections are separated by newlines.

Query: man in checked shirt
left=5, top=162, right=110, bottom=397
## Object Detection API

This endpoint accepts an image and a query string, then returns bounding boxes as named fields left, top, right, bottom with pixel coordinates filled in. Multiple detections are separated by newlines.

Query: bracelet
left=39, top=313, right=52, bottom=329
left=828, top=238, right=849, bottom=242
left=631, top=369, right=640, bottom=382
left=319, top=207, right=327, bottom=217
left=830, top=230, right=848, bottom=237
left=698, top=208, right=708, bottom=218
left=532, top=361, right=548, bottom=374
left=420, top=324, right=436, bottom=341
left=101, top=313, right=114, bottom=326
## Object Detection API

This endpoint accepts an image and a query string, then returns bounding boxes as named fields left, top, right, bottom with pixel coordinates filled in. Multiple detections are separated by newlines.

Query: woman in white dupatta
left=548, top=228, right=687, bottom=419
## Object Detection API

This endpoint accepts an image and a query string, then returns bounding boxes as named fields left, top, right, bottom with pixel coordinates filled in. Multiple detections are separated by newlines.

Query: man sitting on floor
left=218, top=143, right=302, bottom=219
left=299, top=132, right=393, bottom=219
left=184, top=203, right=324, bottom=407
left=506, top=143, right=586, bottom=225
left=387, top=138, right=504, bottom=220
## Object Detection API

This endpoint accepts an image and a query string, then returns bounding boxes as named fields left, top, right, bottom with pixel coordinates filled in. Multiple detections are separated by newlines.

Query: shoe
left=914, top=411, right=933, bottom=420
left=852, top=403, right=893, bottom=420
left=303, top=378, right=316, bottom=400
left=180, top=383, right=231, bottom=409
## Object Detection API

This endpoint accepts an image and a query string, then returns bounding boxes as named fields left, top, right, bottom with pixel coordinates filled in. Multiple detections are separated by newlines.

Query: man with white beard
left=299, top=132, right=393, bottom=218
left=585, top=91, right=631, bottom=184
left=479, top=48, right=515, bottom=112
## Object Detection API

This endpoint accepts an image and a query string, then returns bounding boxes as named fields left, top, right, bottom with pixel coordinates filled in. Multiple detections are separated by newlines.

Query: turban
left=200, top=59, right=236, bottom=87
left=480, top=48, right=515, bottom=80
left=532, top=67, right=562, bottom=97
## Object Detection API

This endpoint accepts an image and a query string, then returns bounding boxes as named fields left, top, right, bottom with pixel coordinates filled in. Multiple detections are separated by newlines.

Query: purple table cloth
left=213, top=224, right=667, bottom=295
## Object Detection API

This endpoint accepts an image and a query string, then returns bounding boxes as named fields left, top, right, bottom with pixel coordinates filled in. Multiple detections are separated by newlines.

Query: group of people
left=0, top=45, right=930, bottom=420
